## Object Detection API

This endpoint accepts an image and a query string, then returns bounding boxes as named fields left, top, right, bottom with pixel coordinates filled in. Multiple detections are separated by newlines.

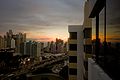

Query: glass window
left=69, top=44, right=77, bottom=51
left=69, top=32, right=77, bottom=39
left=69, top=68, right=77, bottom=75
left=69, top=56, right=77, bottom=63
left=83, top=28, right=92, bottom=38
left=84, top=45, right=92, bottom=54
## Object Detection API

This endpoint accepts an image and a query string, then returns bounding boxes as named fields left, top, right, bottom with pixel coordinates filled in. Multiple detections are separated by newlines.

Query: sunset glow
left=0, top=0, right=84, bottom=42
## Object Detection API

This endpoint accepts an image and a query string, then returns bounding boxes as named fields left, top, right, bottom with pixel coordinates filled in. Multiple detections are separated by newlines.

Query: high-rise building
left=6, top=30, right=13, bottom=48
left=45, top=42, right=50, bottom=53
left=3, top=35, right=7, bottom=49
left=41, top=42, right=44, bottom=54
left=83, top=0, right=92, bottom=79
left=26, top=41, right=32, bottom=56
left=6, top=33, right=12, bottom=48
left=11, top=38, right=15, bottom=48
left=0, top=36, right=7, bottom=49
left=56, top=38, right=64, bottom=53
left=25, top=41, right=43, bottom=58
left=68, top=25, right=84, bottom=80
left=68, top=1, right=92, bottom=80
left=0, top=36, right=4, bottom=49
left=20, top=42, right=26, bottom=55
left=13, top=33, right=26, bottom=53
left=50, top=41, right=55, bottom=53
left=36, top=42, right=42, bottom=57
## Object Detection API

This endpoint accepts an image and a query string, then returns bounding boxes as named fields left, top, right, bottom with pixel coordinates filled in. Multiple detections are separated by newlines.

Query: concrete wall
left=88, top=58, right=112, bottom=80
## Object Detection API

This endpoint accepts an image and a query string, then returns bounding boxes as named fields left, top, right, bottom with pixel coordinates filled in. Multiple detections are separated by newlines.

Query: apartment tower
left=68, top=25, right=84, bottom=80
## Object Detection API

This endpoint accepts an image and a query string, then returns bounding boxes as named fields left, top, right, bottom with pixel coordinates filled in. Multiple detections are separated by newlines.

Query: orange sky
left=26, top=30, right=69, bottom=42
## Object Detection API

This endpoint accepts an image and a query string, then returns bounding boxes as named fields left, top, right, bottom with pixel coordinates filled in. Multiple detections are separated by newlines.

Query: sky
left=0, top=0, right=84, bottom=42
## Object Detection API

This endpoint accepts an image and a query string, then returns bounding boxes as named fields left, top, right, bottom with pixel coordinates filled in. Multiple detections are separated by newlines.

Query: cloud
left=0, top=0, right=84, bottom=25
left=27, top=37, right=53, bottom=42
left=0, top=0, right=84, bottom=41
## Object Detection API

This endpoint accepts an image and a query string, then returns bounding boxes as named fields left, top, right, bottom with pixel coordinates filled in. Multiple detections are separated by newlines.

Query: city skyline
left=0, top=0, right=84, bottom=42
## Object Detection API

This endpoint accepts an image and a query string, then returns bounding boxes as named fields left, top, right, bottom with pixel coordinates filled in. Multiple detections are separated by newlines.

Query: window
left=69, top=32, right=77, bottom=39
left=83, top=28, right=92, bottom=39
left=84, top=45, right=92, bottom=53
left=69, top=44, right=77, bottom=51
left=69, top=56, right=77, bottom=63
left=69, top=68, right=77, bottom=75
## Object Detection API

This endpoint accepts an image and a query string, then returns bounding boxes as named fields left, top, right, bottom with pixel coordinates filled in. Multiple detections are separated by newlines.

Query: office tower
left=56, top=38, right=64, bottom=53
left=31, top=42, right=36, bottom=57
left=11, top=38, right=15, bottom=48
left=14, top=33, right=26, bottom=53
left=49, top=41, right=56, bottom=54
left=31, top=41, right=41, bottom=57
left=23, top=33, right=26, bottom=42
left=20, top=42, right=26, bottom=55
left=25, top=41, right=42, bottom=58
left=45, top=42, right=50, bottom=53
left=7, top=30, right=13, bottom=48
left=3, top=35, right=7, bottom=49
left=36, top=42, right=42, bottom=57
left=68, top=25, right=84, bottom=80
left=15, top=34, right=21, bottom=53
left=0, top=36, right=4, bottom=49
left=41, top=42, right=44, bottom=54
left=26, top=41, right=32, bottom=56
left=0, top=36, right=7, bottom=49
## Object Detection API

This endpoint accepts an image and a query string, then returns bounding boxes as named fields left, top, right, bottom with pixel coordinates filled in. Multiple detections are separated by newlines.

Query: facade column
left=95, top=15, right=100, bottom=63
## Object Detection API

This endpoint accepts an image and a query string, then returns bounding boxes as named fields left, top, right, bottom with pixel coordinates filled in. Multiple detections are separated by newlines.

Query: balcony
left=88, top=58, right=112, bottom=80
left=68, top=39, right=77, bottom=44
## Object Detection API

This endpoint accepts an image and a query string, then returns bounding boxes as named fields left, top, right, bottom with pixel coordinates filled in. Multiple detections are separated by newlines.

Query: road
left=1, top=55, right=68, bottom=80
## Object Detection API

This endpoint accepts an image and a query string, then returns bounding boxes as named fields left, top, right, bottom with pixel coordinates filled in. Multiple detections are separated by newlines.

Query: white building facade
left=68, top=25, right=84, bottom=80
